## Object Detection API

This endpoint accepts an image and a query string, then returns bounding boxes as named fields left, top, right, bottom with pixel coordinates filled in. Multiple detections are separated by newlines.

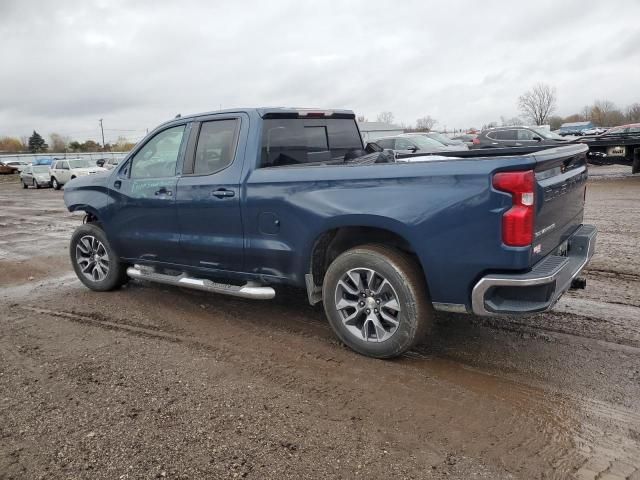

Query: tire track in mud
left=16, top=304, right=629, bottom=479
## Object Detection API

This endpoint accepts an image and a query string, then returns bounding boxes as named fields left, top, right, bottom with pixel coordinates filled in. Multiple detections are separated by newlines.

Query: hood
left=64, top=170, right=111, bottom=191
left=73, top=167, right=108, bottom=174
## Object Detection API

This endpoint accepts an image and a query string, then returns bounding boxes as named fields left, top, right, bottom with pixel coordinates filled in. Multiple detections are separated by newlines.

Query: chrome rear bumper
left=471, top=224, right=597, bottom=316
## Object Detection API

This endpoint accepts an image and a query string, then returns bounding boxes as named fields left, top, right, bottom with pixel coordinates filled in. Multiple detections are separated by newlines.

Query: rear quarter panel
left=242, top=156, right=537, bottom=307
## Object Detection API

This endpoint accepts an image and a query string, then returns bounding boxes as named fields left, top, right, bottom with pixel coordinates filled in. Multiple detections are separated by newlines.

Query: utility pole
left=99, top=119, right=105, bottom=150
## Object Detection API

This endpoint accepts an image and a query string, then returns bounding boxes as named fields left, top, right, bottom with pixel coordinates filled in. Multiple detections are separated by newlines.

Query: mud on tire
left=70, top=223, right=129, bottom=292
left=322, top=244, right=433, bottom=359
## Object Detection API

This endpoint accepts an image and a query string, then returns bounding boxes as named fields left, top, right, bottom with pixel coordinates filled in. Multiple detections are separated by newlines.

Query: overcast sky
left=1, top=0, right=639, bottom=143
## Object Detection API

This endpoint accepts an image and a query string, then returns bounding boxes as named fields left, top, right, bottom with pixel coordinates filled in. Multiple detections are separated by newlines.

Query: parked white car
left=49, top=159, right=108, bottom=190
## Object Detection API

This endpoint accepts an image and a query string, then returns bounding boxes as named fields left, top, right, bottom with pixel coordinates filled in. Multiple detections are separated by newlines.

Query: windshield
left=411, top=136, right=446, bottom=149
left=68, top=159, right=94, bottom=168
left=33, top=166, right=49, bottom=173
left=531, top=127, right=564, bottom=140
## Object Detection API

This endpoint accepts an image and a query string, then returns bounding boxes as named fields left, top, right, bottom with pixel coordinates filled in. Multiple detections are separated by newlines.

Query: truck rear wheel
left=632, top=148, right=640, bottom=174
left=322, top=244, right=433, bottom=358
left=70, top=223, right=129, bottom=291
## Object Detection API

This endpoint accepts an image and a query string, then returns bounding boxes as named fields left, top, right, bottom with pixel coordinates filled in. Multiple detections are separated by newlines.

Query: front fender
left=63, top=173, right=112, bottom=219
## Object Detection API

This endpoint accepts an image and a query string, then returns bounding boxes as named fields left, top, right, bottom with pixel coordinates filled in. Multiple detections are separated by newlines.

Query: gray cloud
left=1, top=0, right=639, bottom=142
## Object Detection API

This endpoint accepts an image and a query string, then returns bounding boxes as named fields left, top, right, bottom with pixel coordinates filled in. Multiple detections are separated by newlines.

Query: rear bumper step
left=126, top=266, right=275, bottom=300
left=471, top=224, right=597, bottom=315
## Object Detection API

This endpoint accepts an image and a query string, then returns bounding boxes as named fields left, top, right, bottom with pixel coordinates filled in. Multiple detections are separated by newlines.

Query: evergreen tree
left=28, top=130, right=48, bottom=153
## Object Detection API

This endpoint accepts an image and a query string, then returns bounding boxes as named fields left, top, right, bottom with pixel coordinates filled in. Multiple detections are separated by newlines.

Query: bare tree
left=500, top=116, right=524, bottom=127
left=517, top=83, right=557, bottom=125
left=356, top=115, right=368, bottom=123
left=581, top=106, right=592, bottom=122
left=376, top=111, right=395, bottom=124
left=627, top=103, right=640, bottom=123
left=49, top=133, right=69, bottom=152
left=590, top=100, right=622, bottom=126
left=415, top=116, right=437, bottom=131
left=548, top=116, right=564, bottom=130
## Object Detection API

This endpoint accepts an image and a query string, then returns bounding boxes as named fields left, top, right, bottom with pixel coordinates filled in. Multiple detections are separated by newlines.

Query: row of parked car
left=368, top=126, right=560, bottom=155
left=4, top=122, right=639, bottom=188
left=0, top=156, right=122, bottom=189
left=367, top=123, right=640, bottom=160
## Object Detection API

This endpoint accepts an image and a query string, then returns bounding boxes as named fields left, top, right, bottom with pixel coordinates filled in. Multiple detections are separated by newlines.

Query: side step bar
left=126, top=266, right=275, bottom=300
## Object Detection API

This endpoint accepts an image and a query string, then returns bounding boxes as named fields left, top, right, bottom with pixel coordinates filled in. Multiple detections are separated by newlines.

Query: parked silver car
left=407, top=132, right=468, bottom=150
left=373, top=134, right=465, bottom=154
left=20, top=164, right=51, bottom=189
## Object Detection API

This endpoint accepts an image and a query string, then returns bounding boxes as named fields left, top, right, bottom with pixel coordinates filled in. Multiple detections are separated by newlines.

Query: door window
left=130, top=125, right=186, bottom=178
left=193, top=120, right=239, bottom=175
left=494, top=130, right=517, bottom=141
left=395, top=138, right=415, bottom=150
left=60, top=161, right=69, bottom=170
left=517, top=129, right=534, bottom=140
left=376, top=138, right=395, bottom=149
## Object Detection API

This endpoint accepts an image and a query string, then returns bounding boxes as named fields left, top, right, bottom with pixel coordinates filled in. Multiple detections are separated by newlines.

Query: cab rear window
left=260, top=118, right=362, bottom=167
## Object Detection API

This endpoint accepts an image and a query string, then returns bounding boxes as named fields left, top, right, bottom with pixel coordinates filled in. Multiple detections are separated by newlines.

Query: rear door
left=60, top=161, right=72, bottom=183
left=175, top=115, right=246, bottom=272
left=105, top=123, right=188, bottom=263
left=497, top=129, right=518, bottom=147
left=531, top=145, right=589, bottom=263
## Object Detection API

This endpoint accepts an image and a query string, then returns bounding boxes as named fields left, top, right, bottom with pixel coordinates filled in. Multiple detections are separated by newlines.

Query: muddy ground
left=0, top=167, right=639, bottom=479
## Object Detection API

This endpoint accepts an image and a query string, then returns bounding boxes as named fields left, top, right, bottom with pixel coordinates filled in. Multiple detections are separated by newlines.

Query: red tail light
left=472, top=137, right=480, bottom=145
left=493, top=170, right=535, bottom=247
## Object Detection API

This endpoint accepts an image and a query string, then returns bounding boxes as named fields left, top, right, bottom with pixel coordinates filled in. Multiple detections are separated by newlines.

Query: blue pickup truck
left=64, top=108, right=597, bottom=358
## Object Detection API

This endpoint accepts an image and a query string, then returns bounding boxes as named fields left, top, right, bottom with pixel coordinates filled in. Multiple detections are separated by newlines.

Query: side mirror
left=408, top=145, right=418, bottom=152
left=365, top=142, right=383, bottom=153
left=532, top=136, right=542, bottom=142
left=96, top=159, right=105, bottom=167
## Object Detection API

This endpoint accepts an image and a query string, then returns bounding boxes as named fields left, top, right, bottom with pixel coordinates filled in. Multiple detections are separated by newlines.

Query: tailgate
left=531, top=144, right=589, bottom=263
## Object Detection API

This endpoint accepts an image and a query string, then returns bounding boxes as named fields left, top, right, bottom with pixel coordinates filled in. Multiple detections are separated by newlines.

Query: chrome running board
left=126, top=265, right=275, bottom=300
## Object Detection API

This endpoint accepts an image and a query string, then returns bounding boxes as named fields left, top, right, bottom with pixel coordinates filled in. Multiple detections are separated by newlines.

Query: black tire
left=33, top=179, right=40, bottom=189
left=22, top=181, right=28, bottom=189
left=70, top=223, right=129, bottom=291
left=632, top=148, right=640, bottom=175
left=52, top=177, right=61, bottom=190
left=322, top=244, right=433, bottom=359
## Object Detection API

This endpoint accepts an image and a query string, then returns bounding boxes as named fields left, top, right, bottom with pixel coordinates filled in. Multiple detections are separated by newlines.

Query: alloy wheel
left=334, top=268, right=401, bottom=342
left=75, top=235, right=110, bottom=282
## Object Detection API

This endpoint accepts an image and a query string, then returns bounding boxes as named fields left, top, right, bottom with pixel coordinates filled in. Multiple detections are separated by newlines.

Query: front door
left=176, top=115, right=246, bottom=272
left=394, top=137, right=417, bottom=154
left=105, top=124, right=188, bottom=263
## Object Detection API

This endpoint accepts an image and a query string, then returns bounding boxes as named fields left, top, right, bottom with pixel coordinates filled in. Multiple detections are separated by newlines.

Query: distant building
left=358, top=122, right=404, bottom=142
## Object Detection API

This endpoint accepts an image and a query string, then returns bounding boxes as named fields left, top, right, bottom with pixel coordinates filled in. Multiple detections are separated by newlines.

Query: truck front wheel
left=70, top=223, right=129, bottom=291
left=322, top=244, right=433, bottom=358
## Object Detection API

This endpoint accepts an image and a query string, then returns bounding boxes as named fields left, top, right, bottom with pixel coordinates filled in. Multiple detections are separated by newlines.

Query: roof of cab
left=158, top=107, right=355, bottom=127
